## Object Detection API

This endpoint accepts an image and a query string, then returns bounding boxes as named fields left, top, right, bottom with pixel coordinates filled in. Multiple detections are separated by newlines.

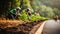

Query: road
left=35, top=20, right=60, bottom=34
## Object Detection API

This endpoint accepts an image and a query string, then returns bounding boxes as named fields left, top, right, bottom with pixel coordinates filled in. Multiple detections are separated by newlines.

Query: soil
left=0, top=19, right=45, bottom=34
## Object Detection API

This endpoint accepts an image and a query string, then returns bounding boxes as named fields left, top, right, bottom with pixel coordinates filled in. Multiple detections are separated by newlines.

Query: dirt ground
left=0, top=19, right=45, bottom=34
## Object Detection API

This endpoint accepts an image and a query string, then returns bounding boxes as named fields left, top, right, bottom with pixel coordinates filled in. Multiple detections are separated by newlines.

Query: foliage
left=40, top=5, right=55, bottom=18
left=29, top=14, right=49, bottom=21
left=29, top=14, right=40, bottom=21
left=53, top=8, right=60, bottom=19
left=21, top=0, right=34, bottom=12
left=19, top=10, right=28, bottom=21
left=1, top=0, right=60, bottom=20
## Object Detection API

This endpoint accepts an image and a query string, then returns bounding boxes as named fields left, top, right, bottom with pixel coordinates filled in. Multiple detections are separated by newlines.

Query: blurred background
left=0, top=0, right=60, bottom=19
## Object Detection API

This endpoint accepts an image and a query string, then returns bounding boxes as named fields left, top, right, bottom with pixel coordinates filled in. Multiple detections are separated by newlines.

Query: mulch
left=0, top=19, right=45, bottom=34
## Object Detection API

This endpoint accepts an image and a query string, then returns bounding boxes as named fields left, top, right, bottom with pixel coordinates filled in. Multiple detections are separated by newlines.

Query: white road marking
left=35, top=21, right=46, bottom=34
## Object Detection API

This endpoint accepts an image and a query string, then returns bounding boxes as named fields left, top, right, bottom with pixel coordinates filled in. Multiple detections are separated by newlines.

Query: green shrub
left=19, top=10, right=28, bottom=21
left=29, top=14, right=49, bottom=21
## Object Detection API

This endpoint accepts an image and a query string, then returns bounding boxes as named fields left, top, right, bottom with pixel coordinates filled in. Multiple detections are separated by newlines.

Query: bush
left=29, top=14, right=49, bottom=21
left=19, top=10, right=28, bottom=21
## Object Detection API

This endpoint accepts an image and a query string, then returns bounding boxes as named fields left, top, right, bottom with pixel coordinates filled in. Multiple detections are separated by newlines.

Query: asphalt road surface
left=35, top=20, right=60, bottom=34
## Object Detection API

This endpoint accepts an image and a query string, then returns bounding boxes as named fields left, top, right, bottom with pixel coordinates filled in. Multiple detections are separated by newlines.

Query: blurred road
left=35, top=20, right=60, bottom=34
